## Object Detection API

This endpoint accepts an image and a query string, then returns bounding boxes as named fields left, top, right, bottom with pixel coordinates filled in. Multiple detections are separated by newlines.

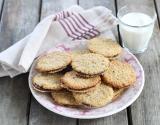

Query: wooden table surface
left=0, top=0, right=160, bottom=125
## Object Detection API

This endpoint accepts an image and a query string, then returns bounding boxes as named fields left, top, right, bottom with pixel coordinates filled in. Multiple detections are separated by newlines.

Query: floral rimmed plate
left=28, top=40, right=144, bottom=119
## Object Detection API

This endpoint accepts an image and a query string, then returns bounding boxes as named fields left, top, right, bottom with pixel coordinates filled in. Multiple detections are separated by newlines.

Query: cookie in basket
left=36, top=51, right=71, bottom=73
left=61, top=71, right=101, bottom=93
left=73, top=84, right=114, bottom=107
left=71, top=53, right=109, bottom=77
left=87, top=37, right=122, bottom=58
left=51, top=90, right=81, bottom=107
left=102, top=60, right=136, bottom=88
left=32, top=73, right=63, bottom=92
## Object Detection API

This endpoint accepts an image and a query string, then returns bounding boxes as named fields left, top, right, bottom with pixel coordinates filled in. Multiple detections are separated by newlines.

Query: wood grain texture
left=29, top=98, right=76, bottom=125
left=78, top=0, right=128, bottom=124
left=117, top=0, right=160, bottom=125
left=40, top=0, right=77, bottom=19
left=155, top=0, right=160, bottom=25
left=0, top=0, right=40, bottom=125
left=0, top=0, right=40, bottom=51
left=79, top=0, right=119, bottom=40
left=29, top=0, right=77, bottom=125
left=0, top=0, right=4, bottom=17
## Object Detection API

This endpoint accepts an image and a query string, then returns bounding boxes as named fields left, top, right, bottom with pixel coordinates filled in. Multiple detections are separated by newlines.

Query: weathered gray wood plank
left=0, top=0, right=4, bottom=16
left=78, top=0, right=128, bottom=124
left=41, top=0, right=78, bottom=19
left=79, top=0, right=118, bottom=39
left=0, top=0, right=40, bottom=51
left=29, top=0, right=77, bottom=124
left=155, top=0, right=160, bottom=25
left=0, top=0, right=40, bottom=125
left=117, top=0, right=160, bottom=125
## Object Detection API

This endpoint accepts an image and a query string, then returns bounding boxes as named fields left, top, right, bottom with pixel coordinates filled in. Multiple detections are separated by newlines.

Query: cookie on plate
left=73, top=84, right=114, bottom=107
left=71, top=53, right=109, bottom=77
left=61, top=71, right=101, bottom=93
left=112, top=88, right=126, bottom=101
left=51, top=90, right=80, bottom=107
left=63, top=83, right=100, bottom=93
left=32, top=73, right=62, bottom=92
left=36, top=51, right=71, bottom=73
left=102, top=60, right=136, bottom=88
left=88, top=37, right=122, bottom=58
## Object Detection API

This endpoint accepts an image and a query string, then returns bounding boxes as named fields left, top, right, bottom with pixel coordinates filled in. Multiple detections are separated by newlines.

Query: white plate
left=28, top=41, right=144, bottom=119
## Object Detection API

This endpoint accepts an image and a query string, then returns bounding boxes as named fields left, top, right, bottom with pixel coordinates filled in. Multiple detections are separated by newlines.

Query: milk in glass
left=119, top=12, right=155, bottom=53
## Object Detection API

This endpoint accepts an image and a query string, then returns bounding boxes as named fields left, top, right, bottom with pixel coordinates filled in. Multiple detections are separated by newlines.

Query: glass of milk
left=118, top=5, right=156, bottom=53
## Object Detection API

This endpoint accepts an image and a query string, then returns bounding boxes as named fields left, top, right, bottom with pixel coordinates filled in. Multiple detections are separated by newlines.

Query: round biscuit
left=61, top=71, right=101, bottom=90
left=36, top=51, right=71, bottom=72
left=88, top=37, right=122, bottom=58
left=61, top=81, right=101, bottom=93
left=32, top=73, right=62, bottom=91
left=73, top=84, right=114, bottom=107
left=71, top=53, right=109, bottom=76
left=51, top=90, right=80, bottom=107
left=102, top=60, right=136, bottom=88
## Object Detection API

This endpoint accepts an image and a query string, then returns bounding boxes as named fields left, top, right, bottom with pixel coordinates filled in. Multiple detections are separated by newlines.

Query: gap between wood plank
left=127, top=107, right=133, bottom=125
left=115, top=0, right=132, bottom=125
left=153, top=0, right=160, bottom=29
left=0, top=0, right=5, bottom=21
left=77, top=0, right=79, bottom=5
left=114, top=0, right=122, bottom=46
left=26, top=92, right=32, bottom=125
left=76, top=119, right=79, bottom=125
left=38, top=0, right=42, bottom=21
left=26, top=0, right=42, bottom=125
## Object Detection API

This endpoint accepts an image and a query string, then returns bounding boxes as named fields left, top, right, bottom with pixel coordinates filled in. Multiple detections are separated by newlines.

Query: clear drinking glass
left=118, top=5, right=156, bottom=54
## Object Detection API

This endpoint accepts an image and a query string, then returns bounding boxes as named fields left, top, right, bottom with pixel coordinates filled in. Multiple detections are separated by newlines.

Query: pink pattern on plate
left=56, top=44, right=71, bottom=51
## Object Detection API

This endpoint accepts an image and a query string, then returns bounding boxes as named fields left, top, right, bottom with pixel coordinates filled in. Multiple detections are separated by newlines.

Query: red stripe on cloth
left=63, top=19, right=81, bottom=39
left=74, top=14, right=93, bottom=29
left=63, top=11, right=67, bottom=18
left=57, top=11, right=100, bottom=40
left=77, top=14, right=100, bottom=34
left=57, top=13, right=61, bottom=20
left=71, top=15, right=90, bottom=31
left=73, top=14, right=98, bottom=37
left=67, top=17, right=85, bottom=34
left=69, top=16, right=95, bottom=39
left=64, top=19, right=82, bottom=36
left=60, top=12, right=63, bottom=19
left=59, top=20, right=77, bottom=39
left=66, top=12, right=87, bottom=35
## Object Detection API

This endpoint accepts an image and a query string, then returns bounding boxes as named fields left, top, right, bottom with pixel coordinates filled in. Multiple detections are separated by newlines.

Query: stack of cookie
left=32, top=37, right=136, bottom=108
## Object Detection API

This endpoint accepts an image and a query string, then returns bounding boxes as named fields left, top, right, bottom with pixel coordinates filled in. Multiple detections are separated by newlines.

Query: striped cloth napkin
left=0, top=5, right=117, bottom=77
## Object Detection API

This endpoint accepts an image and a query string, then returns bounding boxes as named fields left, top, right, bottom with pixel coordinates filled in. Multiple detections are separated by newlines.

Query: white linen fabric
left=0, top=5, right=117, bottom=77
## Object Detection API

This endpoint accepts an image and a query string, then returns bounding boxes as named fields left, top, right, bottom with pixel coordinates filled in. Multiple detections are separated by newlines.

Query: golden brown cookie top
left=71, top=53, right=109, bottom=75
left=88, top=37, right=122, bottom=58
left=61, top=71, right=101, bottom=90
left=73, top=84, right=114, bottom=107
left=61, top=82, right=100, bottom=93
left=102, top=60, right=136, bottom=88
left=36, top=51, right=71, bottom=72
left=32, top=73, right=62, bottom=91
left=51, top=90, right=80, bottom=107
